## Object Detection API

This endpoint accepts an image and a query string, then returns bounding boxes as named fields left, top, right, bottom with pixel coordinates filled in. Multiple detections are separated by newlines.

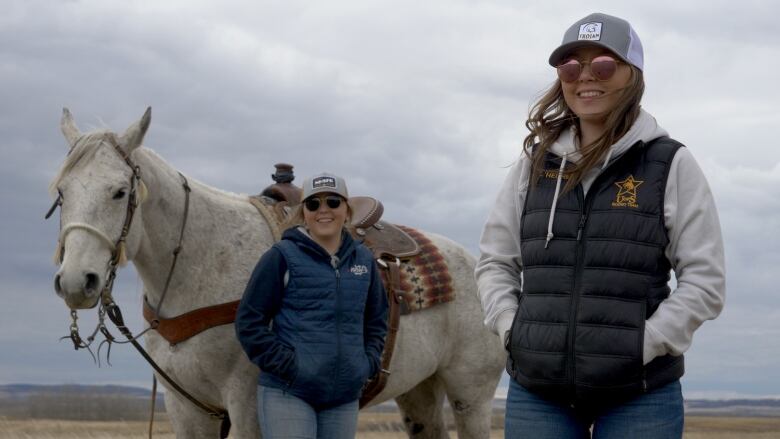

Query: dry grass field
left=1, top=415, right=779, bottom=438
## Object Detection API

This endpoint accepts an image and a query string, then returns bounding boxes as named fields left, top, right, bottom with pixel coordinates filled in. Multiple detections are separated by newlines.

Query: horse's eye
left=113, top=189, right=127, bottom=200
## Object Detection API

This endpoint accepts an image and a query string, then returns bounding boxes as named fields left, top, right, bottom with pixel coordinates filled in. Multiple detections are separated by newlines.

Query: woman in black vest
left=236, top=172, right=388, bottom=439
left=476, top=13, right=725, bottom=439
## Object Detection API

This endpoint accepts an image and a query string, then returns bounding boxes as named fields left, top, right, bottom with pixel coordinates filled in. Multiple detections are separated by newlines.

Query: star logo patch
left=612, top=175, right=644, bottom=208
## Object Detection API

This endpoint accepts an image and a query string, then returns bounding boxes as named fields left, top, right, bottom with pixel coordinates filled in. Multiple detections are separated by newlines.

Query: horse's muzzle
left=54, top=271, right=102, bottom=309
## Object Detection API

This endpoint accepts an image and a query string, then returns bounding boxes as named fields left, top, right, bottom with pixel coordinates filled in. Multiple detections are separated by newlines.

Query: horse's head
left=50, top=108, right=151, bottom=309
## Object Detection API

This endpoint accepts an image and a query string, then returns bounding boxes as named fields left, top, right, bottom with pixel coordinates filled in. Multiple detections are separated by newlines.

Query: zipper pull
left=331, top=255, right=340, bottom=277
left=576, top=214, right=587, bottom=241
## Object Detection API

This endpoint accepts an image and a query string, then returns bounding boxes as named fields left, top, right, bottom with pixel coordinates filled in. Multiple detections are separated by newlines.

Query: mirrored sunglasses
left=304, top=195, right=344, bottom=212
left=556, top=55, right=621, bottom=83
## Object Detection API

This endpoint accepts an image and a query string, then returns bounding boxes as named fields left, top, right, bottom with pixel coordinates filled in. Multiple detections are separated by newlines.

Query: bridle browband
left=46, top=133, right=230, bottom=435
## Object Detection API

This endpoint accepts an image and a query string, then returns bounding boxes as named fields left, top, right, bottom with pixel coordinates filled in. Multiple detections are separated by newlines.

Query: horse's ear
left=60, top=107, right=81, bottom=147
left=119, top=107, right=152, bottom=154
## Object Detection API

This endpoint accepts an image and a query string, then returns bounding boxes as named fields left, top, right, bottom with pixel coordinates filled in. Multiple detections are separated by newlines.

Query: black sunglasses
left=304, top=195, right=344, bottom=212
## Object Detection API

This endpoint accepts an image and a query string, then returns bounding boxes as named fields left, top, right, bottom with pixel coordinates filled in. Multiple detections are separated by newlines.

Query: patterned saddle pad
left=379, top=225, right=456, bottom=314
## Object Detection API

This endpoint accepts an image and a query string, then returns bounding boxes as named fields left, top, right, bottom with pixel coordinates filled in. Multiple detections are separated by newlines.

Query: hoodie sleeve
left=235, top=246, right=297, bottom=382
left=475, top=157, right=531, bottom=346
left=643, top=147, right=726, bottom=364
left=363, top=259, right=389, bottom=378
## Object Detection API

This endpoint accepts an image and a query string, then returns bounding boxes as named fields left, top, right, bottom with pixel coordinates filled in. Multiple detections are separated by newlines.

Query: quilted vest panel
left=508, top=137, right=685, bottom=406
left=270, top=239, right=374, bottom=409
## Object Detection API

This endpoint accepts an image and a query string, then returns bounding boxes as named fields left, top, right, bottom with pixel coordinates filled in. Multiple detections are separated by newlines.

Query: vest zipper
left=568, top=188, right=592, bottom=404
left=331, top=256, right=342, bottom=392
left=576, top=214, right=587, bottom=241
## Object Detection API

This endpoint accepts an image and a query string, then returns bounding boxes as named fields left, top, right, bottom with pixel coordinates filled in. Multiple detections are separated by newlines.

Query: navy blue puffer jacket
left=236, top=227, right=388, bottom=409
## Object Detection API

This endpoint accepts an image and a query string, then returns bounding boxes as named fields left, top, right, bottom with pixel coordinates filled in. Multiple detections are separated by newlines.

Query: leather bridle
left=47, top=133, right=145, bottom=352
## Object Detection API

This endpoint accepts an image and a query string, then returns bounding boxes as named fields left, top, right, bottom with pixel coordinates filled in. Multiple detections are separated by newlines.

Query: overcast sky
left=1, top=0, right=778, bottom=399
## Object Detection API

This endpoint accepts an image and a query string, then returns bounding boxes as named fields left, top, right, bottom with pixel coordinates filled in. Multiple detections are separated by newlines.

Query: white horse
left=50, top=108, right=505, bottom=438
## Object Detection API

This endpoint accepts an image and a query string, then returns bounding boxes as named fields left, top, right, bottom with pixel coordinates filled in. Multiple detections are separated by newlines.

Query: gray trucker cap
left=301, top=172, right=349, bottom=200
left=548, top=13, right=644, bottom=71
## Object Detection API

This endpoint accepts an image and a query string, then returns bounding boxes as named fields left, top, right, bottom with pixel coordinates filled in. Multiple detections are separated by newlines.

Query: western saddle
left=261, top=164, right=419, bottom=256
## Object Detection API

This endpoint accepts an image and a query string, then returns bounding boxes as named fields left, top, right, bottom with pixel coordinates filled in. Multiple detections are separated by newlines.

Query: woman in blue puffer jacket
left=236, top=172, right=388, bottom=439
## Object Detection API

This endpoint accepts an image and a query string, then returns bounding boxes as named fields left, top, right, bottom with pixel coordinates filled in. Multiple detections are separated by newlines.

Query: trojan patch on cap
left=578, top=22, right=602, bottom=41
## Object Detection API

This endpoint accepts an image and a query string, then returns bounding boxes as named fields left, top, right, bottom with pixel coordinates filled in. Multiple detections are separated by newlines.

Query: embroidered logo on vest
left=543, top=170, right=570, bottom=180
left=350, top=264, right=368, bottom=276
left=612, top=175, right=644, bottom=208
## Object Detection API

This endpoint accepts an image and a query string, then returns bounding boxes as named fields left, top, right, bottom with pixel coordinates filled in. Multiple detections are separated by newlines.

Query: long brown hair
left=524, top=66, right=645, bottom=193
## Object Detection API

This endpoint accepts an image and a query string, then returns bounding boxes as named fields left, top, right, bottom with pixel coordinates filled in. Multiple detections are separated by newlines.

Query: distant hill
left=685, top=399, right=780, bottom=417
left=0, top=383, right=164, bottom=420
left=491, top=395, right=780, bottom=418
left=0, top=383, right=155, bottom=399
left=2, top=384, right=780, bottom=420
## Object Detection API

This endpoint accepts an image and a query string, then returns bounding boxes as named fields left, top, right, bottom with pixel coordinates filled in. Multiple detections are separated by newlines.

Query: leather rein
left=46, top=134, right=230, bottom=435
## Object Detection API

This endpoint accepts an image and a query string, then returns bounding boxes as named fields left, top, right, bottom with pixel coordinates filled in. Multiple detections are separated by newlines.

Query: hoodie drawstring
left=545, top=153, right=567, bottom=249
left=601, top=147, right=614, bottom=171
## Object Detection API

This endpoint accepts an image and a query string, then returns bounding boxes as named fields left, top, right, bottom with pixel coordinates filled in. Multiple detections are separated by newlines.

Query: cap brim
left=548, top=41, right=630, bottom=67
left=303, top=188, right=349, bottom=201
left=304, top=189, right=345, bottom=198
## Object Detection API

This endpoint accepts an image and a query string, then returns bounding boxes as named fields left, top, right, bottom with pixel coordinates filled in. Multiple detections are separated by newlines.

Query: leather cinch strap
left=360, top=257, right=403, bottom=408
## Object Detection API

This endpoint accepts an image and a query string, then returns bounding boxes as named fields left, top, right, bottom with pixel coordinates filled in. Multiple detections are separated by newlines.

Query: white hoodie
left=475, top=109, right=726, bottom=365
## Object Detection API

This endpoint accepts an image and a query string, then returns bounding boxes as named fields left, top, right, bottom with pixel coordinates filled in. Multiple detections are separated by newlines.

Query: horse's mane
left=138, top=148, right=251, bottom=202
left=49, top=130, right=113, bottom=197
left=50, top=131, right=253, bottom=203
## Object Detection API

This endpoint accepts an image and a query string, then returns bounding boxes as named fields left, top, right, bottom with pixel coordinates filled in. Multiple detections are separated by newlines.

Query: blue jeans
left=257, top=385, right=359, bottom=439
left=505, top=379, right=684, bottom=439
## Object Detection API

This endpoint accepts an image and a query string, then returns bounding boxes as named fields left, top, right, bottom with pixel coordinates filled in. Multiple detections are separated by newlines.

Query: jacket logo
left=350, top=264, right=368, bottom=276
left=612, top=175, right=644, bottom=208
left=543, top=170, right=570, bottom=180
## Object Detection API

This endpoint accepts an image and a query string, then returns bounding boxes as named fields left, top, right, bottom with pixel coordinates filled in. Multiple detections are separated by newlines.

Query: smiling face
left=302, top=193, right=348, bottom=246
left=560, top=46, right=633, bottom=127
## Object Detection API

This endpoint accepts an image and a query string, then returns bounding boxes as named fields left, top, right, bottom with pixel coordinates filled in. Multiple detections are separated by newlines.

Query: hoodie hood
left=548, top=108, right=669, bottom=167
left=281, top=226, right=357, bottom=265
left=542, top=108, right=669, bottom=249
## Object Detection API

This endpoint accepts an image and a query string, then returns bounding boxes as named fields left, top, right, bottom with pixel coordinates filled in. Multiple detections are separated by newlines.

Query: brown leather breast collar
left=143, top=297, right=240, bottom=346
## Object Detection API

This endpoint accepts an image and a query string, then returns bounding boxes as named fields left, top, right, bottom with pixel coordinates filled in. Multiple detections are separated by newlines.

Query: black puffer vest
left=507, top=137, right=685, bottom=407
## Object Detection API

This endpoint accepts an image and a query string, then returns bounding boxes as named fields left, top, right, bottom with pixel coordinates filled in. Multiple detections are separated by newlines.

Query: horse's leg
left=223, top=372, right=261, bottom=439
left=164, top=391, right=222, bottom=439
left=439, top=362, right=501, bottom=439
left=433, top=238, right=505, bottom=438
left=395, top=374, right=449, bottom=439
left=438, top=295, right=504, bottom=439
